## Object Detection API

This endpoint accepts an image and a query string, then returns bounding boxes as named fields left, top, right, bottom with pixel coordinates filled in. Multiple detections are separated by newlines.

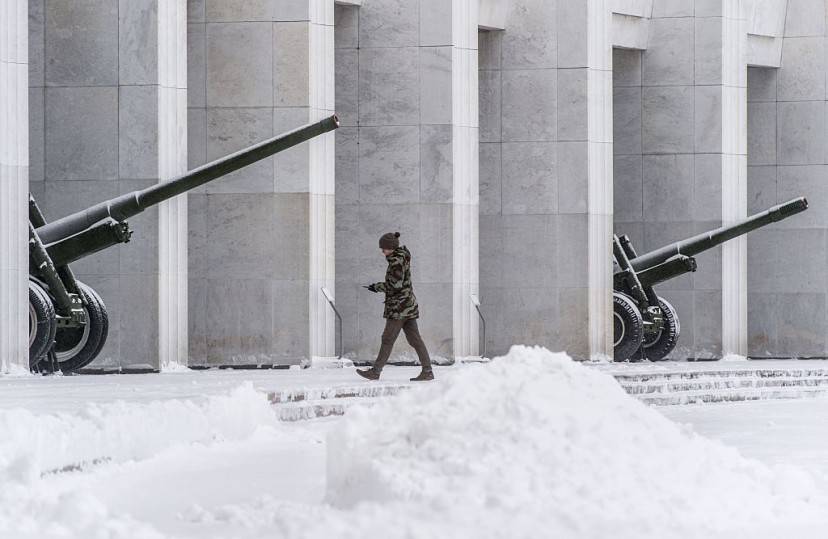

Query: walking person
left=358, top=232, right=434, bottom=382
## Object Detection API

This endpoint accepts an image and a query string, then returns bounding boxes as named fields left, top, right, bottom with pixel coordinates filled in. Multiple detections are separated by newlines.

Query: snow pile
left=305, top=346, right=825, bottom=538
left=0, top=382, right=277, bottom=481
left=721, top=353, right=749, bottom=362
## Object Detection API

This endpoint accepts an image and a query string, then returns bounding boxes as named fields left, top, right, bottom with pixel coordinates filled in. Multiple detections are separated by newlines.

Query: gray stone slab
left=479, top=143, right=502, bottom=215
left=358, top=47, right=419, bottom=126
left=479, top=215, right=504, bottom=286
left=119, top=0, right=158, bottom=85
left=206, top=0, right=273, bottom=22
left=557, top=141, right=588, bottom=214
left=356, top=204, right=420, bottom=283
left=747, top=227, right=826, bottom=293
left=206, top=107, right=274, bottom=193
left=693, top=154, right=722, bottom=221
left=783, top=0, right=826, bottom=37
left=479, top=70, right=502, bottom=143
left=502, top=286, right=560, bottom=352
left=777, top=37, right=826, bottom=101
left=188, top=22, right=206, bottom=108
left=613, top=86, right=642, bottom=155
left=692, top=289, right=723, bottom=357
left=478, top=29, right=502, bottom=70
left=613, top=154, right=643, bottom=221
left=45, top=0, right=118, bottom=86
left=612, top=48, right=641, bottom=88
left=119, top=85, right=159, bottom=180
left=642, top=154, right=694, bottom=222
left=358, top=0, right=418, bottom=48
left=45, top=86, right=119, bottom=181
left=412, top=204, right=453, bottom=284
left=335, top=48, right=358, bottom=127
left=203, top=278, right=269, bottom=364
left=747, top=101, right=777, bottom=166
left=29, top=0, right=44, bottom=87
left=29, top=87, right=44, bottom=183
left=273, top=107, right=311, bottom=193
left=188, top=193, right=208, bottom=279
left=501, top=69, right=557, bottom=142
left=206, top=22, right=273, bottom=107
left=557, top=287, right=588, bottom=359
left=747, top=165, right=778, bottom=214
left=776, top=165, right=828, bottom=228
left=557, top=68, right=587, bottom=141
left=556, top=0, right=586, bottom=68
left=419, top=125, right=453, bottom=203
left=777, top=101, right=825, bottom=165
left=694, top=16, right=722, bottom=85
left=747, top=66, right=777, bottom=102
left=420, top=47, right=452, bottom=125
left=118, top=274, right=159, bottom=366
left=775, top=293, right=826, bottom=356
left=335, top=203, right=361, bottom=279
left=500, top=214, right=557, bottom=287
left=335, top=127, right=359, bottom=204
left=188, top=0, right=205, bottom=23
left=333, top=279, right=359, bottom=355
left=420, top=0, right=452, bottom=46
left=694, top=0, right=722, bottom=17
left=642, top=17, right=694, bottom=86
left=271, top=279, right=309, bottom=361
left=357, top=126, right=420, bottom=204
left=501, top=0, right=557, bottom=69
left=204, top=193, right=309, bottom=280
left=653, top=0, right=695, bottom=17
left=556, top=214, right=588, bottom=288
left=118, top=179, right=159, bottom=275
left=501, top=142, right=557, bottom=215
left=747, top=291, right=777, bottom=357
left=188, top=107, right=207, bottom=170
left=641, top=86, right=694, bottom=154
left=335, top=4, right=359, bottom=49
left=694, top=85, right=722, bottom=154
left=188, top=277, right=208, bottom=364
left=273, top=22, right=310, bottom=107
left=272, top=0, right=310, bottom=21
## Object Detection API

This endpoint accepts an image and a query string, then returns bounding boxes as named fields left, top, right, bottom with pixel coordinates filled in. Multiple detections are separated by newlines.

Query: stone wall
left=747, top=2, right=828, bottom=357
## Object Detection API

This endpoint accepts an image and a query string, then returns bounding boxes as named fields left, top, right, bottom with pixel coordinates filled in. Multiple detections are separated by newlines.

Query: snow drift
left=309, top=346, right=826, bottom=538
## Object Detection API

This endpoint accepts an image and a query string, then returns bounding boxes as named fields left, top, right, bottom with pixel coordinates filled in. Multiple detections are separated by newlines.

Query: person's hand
left=364, top=284, right=379, bottom=293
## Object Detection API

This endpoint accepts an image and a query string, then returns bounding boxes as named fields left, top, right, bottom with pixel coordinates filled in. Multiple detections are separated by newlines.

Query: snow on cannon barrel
left=612, top=197, right=808, bottom=362
left=27, top=115, right=340, bottom=373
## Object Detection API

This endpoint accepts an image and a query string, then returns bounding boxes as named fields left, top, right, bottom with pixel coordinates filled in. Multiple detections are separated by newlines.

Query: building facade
left=1, top=0, right=826, bottom=370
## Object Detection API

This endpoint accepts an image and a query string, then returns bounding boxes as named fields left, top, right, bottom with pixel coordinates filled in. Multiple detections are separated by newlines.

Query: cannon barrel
left=630, top=197, right=808, bottom=272
left=36, top=115, right=340, bottom=245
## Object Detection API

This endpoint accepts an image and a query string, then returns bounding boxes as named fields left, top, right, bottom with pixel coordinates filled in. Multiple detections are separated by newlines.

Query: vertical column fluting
left=0, top=0, right=29, bottom=372
left=158, top=0, right=189, bottom=369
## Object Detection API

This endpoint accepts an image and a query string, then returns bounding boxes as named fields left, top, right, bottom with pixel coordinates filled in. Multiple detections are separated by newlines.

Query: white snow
left=2, top=348, right=828, bottom=538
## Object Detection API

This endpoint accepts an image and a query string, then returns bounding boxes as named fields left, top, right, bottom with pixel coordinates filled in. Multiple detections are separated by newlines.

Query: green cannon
left=27, top=115, right=340, bottom=372
left=613, top=197, right=808, bottom=361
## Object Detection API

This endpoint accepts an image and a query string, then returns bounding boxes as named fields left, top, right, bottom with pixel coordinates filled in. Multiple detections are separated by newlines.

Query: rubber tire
left=633, top=297, right=680, bottom=362
left=55, top=282, right=109, bottom=373
left=613, top=293, right=644, bottom=362
left=29, top=281, right=57, bottom=369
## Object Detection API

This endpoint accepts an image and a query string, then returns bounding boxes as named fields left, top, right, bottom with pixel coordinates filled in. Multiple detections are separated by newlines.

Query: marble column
left=0, top=0, right=29, bottom=372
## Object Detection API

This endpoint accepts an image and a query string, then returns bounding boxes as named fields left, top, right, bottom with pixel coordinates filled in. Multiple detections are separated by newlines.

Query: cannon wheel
left=29, top=280, right=57, bottom=368
left=55, top=282, right=109, bottom=373
left=613, top=293, right=644, bottom=361
left=634, top=297, right=680, bottom=362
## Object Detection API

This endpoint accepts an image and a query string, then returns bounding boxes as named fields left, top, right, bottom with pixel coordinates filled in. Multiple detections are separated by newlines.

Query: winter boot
left=357, top=368, right=380, bottom=381
left=409, top=369, right=434, bottom=382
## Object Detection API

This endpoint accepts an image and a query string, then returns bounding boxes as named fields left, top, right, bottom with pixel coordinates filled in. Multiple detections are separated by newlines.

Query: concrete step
left=613, top=367, right=828, bottom=405
left=267, top=383, right=410, bottom=422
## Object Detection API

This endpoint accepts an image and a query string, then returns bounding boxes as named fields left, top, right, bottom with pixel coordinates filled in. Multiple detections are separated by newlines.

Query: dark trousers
left=373, top=318, right=432, bottom=373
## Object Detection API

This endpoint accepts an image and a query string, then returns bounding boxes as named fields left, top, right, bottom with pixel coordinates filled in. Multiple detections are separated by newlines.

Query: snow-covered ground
left=3, top=351, right=828, bottom=538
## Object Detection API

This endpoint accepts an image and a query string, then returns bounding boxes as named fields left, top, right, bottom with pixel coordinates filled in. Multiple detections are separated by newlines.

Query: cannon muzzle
left=36, top=115, right=340, bottom=245
left=630, top=197, right=808, bottom=271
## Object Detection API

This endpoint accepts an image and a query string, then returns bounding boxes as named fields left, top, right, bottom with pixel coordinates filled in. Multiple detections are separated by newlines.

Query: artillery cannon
left=613, top=197, right=808, bottom=361
left=27, top=115, right=340, bottom=372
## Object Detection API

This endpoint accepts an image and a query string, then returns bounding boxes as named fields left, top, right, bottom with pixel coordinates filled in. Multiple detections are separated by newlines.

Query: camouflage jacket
left=373, top=246, right=420, bottom=320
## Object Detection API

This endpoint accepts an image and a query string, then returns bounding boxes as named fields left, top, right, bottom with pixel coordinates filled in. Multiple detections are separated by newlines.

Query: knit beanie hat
left=379, top=232, right=400, bottom=250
